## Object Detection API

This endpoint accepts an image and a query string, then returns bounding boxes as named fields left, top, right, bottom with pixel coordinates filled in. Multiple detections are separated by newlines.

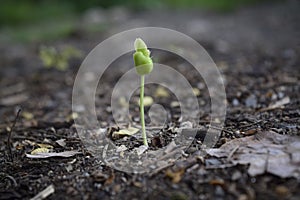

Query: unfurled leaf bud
left=133, top=38, right=153, bottom=75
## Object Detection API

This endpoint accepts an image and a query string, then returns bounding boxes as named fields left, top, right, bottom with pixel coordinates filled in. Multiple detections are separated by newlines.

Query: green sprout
left=133, top=38, right=153, bottom=146
left=39, top=45, right=82, bottom=71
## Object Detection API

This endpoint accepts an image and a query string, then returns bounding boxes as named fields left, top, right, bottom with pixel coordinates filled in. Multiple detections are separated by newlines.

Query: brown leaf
left=206, top=131, right=300, bottom=178
left=104, top=173, right=115, bottom=185
left=209, top=179, right=225, bottom=186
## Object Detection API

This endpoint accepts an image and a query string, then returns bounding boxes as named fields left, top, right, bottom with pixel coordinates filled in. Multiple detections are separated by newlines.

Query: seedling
left=133, top=38, right=153, bottom=146
left=39, top=46, right=82, bottom=71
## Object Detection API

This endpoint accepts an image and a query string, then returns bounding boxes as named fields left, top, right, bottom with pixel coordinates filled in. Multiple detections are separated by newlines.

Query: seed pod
left=133, top=38, right=153, bottom=75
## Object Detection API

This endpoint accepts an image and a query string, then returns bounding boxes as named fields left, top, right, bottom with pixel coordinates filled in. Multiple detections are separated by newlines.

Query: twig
left=148, top=162, right=175, bottom=177
left=207, top=125, right=233, bottom=135
left=30, top=184, right=55, bottom=200
left=7, top=109, right=21, bottom=162
left=239, top=120, right=262, bottom=128
left=0, top=172, right=17, bottom=187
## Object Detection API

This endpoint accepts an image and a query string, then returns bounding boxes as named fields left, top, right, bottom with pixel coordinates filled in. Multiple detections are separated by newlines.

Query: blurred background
left=0, top=0, right=275, bottom=43
left=0, top=0, right=298, bottom=76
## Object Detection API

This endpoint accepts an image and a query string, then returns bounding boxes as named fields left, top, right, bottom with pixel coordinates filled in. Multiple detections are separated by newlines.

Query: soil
left=0, top=1, right=299, bottom=199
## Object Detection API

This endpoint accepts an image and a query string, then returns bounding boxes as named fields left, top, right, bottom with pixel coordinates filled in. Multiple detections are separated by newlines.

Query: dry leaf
left=22, top=111, right=34, bottom=120
left=37, top=144, right=54, bottom=149
left=26, top=150, right=81, bottom=159
left=206, top=131, right=300, bottom=178
left=119, top=97, right=129, bottom=108
left=104, top=173, right=115, bottom=185
left=136, top=145, right=148, bottom=156
left=260, top=97, right=290, bottom=111
left=165, top=168, right=185, bottom=183
left=31, top=148, right=50, bottom=155
left=56, top=139, right=66, bottom=147
left=67, top=112, right=78, bottom=121
left=113, top=127, right=139, bottom=136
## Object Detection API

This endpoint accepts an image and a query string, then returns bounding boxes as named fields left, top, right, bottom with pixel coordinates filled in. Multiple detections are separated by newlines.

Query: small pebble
left=231, top=171, right=242, bottom=181
left=238, top=194, right=248, bottom=200
left=180, top=121, right=193, bottom=129
left=171, top=101, right=180, bottom=107
left=136, top=145, right=148, bottom=156
left=232, top=98, right=239, bottom=106
left=186, top=147, right=197, bottom=154
left=154, top=86, right=169, bottom=97
left=278, top=92, right=284, bottom=99
left=192, top=88, right=201, bottom=96
left=138, top=96, right=153, bottom=106
left=215, top=186, right=225, bottom=196
left=116, top=145, right=128, bottom=152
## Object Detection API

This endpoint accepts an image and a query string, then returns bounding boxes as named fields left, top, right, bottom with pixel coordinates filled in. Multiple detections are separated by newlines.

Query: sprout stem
left=140, top=75, right=148, bottom=146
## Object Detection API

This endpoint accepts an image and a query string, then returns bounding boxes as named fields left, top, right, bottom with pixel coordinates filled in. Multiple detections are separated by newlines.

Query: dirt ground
left=0, top=1, right=299, bottom=199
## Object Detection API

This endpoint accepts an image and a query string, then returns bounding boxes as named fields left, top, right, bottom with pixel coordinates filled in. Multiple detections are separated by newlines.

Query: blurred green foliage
left=0, top=0, right=266, bottom=27
left=0, top=0, right=272, bottom=43
left=39, top=46, right=82, bottom=71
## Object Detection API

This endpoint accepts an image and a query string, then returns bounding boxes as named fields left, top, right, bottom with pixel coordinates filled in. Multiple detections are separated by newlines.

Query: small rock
left=197, top=167, right=208, bottom=176
left=275, top=185, right=290, bottom=197
left=171, top=101, right=180, bottom=107
left=271, top=93, right=277, bottom=100
left=154, top=86, right=169, bottom=97
left=192, top=88, right=201, bottom=96
left=116, top=145, right=128, bottom=153
left=245, top=95, right=257, bottom=108
left=136, top=145, right=148, bottom=156
left=231, top=171, right=242, bottom=181
left=186, top=147, right=197, bottom=154
left=232, top=98, right=239, bottom=106
left=215, top=186, right=225, bottom=196
left=180, top=121, right=193, bottom=129
left=278, top=92, right=284, bottom=99
left=56, top=139, right=66, bottom=147
left=65, top=164, right=73, bottom=172
left=238, top=194, right=248, bottom=200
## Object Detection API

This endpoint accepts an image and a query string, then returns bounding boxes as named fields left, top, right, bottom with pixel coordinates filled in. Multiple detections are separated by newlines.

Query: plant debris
left=112, top=127, right=139, bottom=138
left=206, top=131, right=300, bottom=178
left=30, top=184, right=55, bottom=200
left=26, top=151, right=82, bottom=159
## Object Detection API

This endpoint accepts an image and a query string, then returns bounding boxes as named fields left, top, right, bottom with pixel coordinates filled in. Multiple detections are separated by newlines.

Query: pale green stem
left=140, top=75, right=148, bottom=146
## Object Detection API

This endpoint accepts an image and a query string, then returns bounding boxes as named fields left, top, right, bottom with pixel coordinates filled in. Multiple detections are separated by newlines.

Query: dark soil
left=0, top=1, right=299, bottom=199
